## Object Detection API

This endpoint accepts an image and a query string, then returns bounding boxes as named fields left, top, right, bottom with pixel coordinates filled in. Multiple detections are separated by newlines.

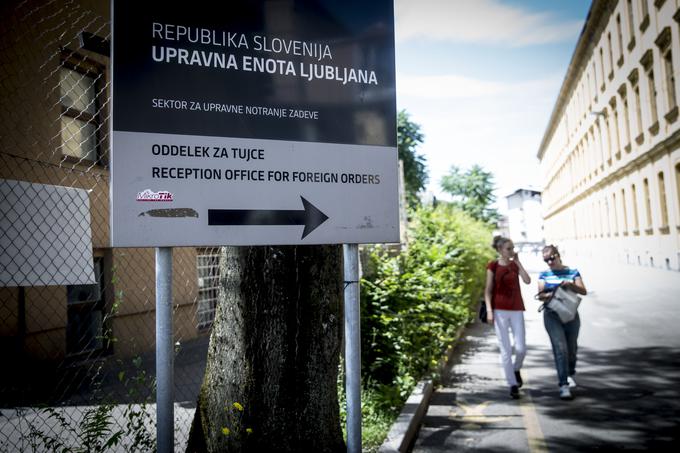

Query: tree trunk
left=186, top=245, right=345, bottom=452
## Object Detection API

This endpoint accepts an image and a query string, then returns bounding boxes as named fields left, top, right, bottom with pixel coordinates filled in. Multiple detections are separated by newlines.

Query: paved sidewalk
left=412, top=252, right=553, bottom=452
left=412, top=319, right=537, bottom=452
left=413, top=255, right=680, bottom=452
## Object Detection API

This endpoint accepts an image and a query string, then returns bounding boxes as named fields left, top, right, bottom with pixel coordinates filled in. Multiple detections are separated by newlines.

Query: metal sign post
left=343, top=243, right=361, bottom=453
left=155, top=247, right=173, bottom=453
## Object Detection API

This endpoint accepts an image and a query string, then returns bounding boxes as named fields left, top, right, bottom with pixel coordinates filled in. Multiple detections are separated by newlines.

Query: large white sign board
left=0, top=179, right=95, bottom=286
left=111, top=0, right=398, bottom=247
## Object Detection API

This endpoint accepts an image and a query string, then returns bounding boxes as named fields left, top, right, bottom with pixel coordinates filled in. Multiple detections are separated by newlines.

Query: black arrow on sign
left=208, top=196, right=329, bottom=239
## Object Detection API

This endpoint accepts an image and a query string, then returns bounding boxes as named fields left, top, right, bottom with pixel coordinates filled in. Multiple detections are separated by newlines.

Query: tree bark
left=186, top=245, right=345, bottom=452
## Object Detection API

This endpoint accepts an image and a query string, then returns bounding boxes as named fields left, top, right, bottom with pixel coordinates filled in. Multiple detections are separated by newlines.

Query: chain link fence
left=1, top=1, right=218, bottom=450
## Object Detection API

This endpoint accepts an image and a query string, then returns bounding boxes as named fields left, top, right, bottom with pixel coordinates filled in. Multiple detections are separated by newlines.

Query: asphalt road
left=413, top=254, right=680, bottom=452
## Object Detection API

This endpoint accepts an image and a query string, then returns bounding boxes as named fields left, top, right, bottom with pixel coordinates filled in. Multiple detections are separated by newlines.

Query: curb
left=378, top=379, right=433, bottom=453
left=378, top=326, right=465, bottom=452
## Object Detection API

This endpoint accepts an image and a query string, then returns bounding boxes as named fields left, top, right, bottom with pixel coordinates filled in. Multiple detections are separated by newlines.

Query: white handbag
left=540, top=286, right=581, bottom=323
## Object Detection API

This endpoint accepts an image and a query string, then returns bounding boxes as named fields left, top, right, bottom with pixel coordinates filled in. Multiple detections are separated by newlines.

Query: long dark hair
left=492, top=235, right=511, bottom=251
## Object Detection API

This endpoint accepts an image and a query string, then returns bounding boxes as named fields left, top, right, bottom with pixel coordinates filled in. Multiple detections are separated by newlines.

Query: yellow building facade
left=0, top=0, right=217, bottom=376
left=538, top=0, right=680, bottom=271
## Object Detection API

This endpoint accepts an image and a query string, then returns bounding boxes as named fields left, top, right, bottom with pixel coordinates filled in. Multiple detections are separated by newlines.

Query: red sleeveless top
left=487, top=260, right=525, bottom=311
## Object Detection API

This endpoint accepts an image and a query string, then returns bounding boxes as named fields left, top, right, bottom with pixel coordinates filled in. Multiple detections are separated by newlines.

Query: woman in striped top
left=537, top=245, right=587, bottom=400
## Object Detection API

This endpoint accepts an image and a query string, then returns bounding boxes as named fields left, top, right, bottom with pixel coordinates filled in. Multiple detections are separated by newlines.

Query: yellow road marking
left=447, top=376, right=549, bottom=452
left=519, top=373, right=549, bottom=453
left=449, top=401, right=514, bottom=430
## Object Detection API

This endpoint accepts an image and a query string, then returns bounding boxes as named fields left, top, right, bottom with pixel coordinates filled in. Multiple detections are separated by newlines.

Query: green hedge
left=339, top=205, right=494, bottom=450
left=360, top=203, right=494, bottom=398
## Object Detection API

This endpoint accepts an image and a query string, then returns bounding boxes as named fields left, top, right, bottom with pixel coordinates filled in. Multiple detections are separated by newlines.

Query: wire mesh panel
left=0, top=1, right=215, bottom=451
left=196, top=250, right=220, bottom=331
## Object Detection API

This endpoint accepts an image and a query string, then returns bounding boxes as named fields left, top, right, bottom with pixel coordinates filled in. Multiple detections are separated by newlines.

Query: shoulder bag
left=538, top=285, right=581, bottom=323
left=479, top=299, right=487, bottom=323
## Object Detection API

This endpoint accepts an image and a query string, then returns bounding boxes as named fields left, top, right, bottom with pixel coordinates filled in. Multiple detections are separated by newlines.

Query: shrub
left=342, top=205, right=494, bottom=450
left=360, top=204, right=493, bottom=397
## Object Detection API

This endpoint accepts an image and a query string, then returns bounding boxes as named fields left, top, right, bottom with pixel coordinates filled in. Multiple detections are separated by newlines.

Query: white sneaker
left=568, top=376, right=577, bottom=388
left=559, top=385, right=573, bottom=400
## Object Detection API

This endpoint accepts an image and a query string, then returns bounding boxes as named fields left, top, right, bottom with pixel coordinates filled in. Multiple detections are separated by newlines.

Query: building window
left=196, top=250, right=220, bottom=330
left=616, top=15, right=623, bottom=57
left=619, top=85, right=632, bottom=150
left=643, top=177, right=653, bottom=233
left=656, top=28, right=678, bottom=121
left=639, top=0, right=650, bottom=32
left=598, top=199, right=604, bottom=236
left=59, top=54, right=105, bottom=165
left=607, top=33, right=614, bottom=80
left=658, top=172, right=669, bottom=231
left=604, top=110, right=613, bottom=163
left=633, top=84, right=643, bottom=137
left=610, top=98, right=621, bottom=159
left=586, top=127, right=597, bottom=176
left=604, top=198, right=611, bottom=236
left=621, top=188, right=629, bottom=234
left=647, top=68, right=659, bottom=131
left=66, top=257, right=107, bottom=357
left=612, top=193, right=619, bottom=235
left=631, top=183, right=640, bottom=233
left=662, top=49, right=677, bottom=115
left=599, top=48, right=606, bottom=91
left=641, top=51, right=659, bottom=133
left=626, top=0, right=636, bottom=49
left=629, top=70, right=644, bottom=143
left=591, top=202, right=597, bottom=237
left=595, top=121, right=604, bottom=169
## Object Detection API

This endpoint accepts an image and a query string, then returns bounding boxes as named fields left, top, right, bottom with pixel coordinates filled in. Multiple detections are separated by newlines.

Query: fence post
left=156, top=247, right=174, bottom=453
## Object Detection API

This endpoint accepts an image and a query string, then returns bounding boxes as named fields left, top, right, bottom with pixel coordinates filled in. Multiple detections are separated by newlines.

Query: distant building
left=537, top=0, right=680, bottom=270
left=494, top=214, right=510, bottom=239
left=505, top=188, right=544, bottom=250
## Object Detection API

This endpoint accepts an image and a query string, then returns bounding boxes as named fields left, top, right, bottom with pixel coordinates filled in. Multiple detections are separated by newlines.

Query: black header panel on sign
left=113, top=0, right=396, bottom=147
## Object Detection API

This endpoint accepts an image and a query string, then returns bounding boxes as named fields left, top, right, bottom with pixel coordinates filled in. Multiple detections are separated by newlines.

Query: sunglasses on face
left=544, top=255, right=558, bottom=264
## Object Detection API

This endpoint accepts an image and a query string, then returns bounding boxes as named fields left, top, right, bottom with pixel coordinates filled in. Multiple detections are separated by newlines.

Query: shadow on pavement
left=528, top=344, right=680, bottom=451
left=417, top=320, right=680, bottom=452
left=415, top=321, right=530, bottom=452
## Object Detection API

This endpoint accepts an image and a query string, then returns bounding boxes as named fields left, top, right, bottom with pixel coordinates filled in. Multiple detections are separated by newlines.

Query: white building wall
left=538, top=0, right=680, bottom=271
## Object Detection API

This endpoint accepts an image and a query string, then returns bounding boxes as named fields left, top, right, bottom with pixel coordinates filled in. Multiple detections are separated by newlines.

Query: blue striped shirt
left=538, top=267, right=581, bottom=291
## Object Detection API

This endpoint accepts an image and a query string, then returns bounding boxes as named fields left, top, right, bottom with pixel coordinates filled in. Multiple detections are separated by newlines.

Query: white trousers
left=493, top=309, right=526, bottom=387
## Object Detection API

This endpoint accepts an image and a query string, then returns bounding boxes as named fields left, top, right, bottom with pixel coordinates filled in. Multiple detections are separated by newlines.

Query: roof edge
left=536, top=0, right=615, bottom=160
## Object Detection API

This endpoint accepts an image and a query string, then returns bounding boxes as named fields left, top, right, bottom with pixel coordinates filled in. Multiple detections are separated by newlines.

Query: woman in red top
left=484, top=236, right=531, bottom=399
